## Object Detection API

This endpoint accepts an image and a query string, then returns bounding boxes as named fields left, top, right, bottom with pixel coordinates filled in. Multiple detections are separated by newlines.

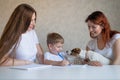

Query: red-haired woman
left=85, top=11, right=120, bottom=66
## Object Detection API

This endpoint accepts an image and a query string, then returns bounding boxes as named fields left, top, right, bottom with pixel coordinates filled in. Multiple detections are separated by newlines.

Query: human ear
left=48, top=44, right=53, bottom=50
left=99, top=22, right=105, bottom=29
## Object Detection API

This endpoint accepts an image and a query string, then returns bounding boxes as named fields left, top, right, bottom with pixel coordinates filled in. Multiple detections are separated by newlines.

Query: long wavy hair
left=0, top=3, right=36, bottom=65
left=85, top=11, right=120, bottom=46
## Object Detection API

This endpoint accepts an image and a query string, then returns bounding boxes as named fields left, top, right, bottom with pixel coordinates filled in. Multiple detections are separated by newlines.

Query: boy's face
left=49, top=42, right=63, bottom=55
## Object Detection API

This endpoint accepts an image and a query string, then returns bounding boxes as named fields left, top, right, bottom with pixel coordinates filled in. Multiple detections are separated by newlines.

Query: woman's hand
left=88, top=61, right=102, bottom=66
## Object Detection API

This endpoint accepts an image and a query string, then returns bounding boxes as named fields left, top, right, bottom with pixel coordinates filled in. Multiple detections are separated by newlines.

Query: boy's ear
left=48, top=44, right=52, bottom=49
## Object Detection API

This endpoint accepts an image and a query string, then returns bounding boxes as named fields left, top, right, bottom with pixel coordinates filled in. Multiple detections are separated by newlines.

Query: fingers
left=88, top=61, right=102, bottom=66
left=61, top=60, right=70, bottom=66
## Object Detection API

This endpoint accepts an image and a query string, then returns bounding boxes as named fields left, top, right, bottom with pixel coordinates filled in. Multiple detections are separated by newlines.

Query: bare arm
left=0, top=57, right=32, bottom=66
left=86, top=46, right=90, bottom=51
left=36, top=44, right=44, bottom=64
left=112, top=38, right=120, bottom=65
left=44, top=59, right=69, bottom=66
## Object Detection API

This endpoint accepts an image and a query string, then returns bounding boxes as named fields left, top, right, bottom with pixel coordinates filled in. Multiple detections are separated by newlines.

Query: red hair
left=85, top=11, right=120, bottom=45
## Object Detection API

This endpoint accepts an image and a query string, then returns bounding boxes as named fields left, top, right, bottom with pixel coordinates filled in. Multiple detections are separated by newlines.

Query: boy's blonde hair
left=47, top=32, right=64, bottom=45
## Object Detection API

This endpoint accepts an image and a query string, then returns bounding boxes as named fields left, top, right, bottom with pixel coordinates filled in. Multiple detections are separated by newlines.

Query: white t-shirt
left=87, top=34, right=120, bottom=60
left=10, top=30, right=39, bottom=62
left=44, top=52, right=65, bottom=61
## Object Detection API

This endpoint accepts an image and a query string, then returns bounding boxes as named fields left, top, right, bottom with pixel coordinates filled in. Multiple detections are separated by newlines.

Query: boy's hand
left=60, top=59, right=69, bottom=66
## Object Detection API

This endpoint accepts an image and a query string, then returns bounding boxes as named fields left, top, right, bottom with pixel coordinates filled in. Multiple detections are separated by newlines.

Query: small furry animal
left=66, top=48, right=83, bottom=65
left=70, top=48, right=81, bottom=56
left=69, top=48, right=110, bottom=65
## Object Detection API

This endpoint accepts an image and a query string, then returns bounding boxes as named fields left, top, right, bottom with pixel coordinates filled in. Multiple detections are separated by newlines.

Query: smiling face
left=27, top=13, right=36, bottom=31
left=87, top=20, right=103, bottom=39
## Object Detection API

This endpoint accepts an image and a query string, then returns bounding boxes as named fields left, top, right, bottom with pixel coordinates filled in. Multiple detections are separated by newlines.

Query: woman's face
left=87, top=20, right=103, bottom=38
left=28, top=13, right=36, bottom=31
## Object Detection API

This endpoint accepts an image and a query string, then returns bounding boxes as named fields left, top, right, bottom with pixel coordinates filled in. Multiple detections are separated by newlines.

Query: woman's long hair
left=0, top=3, right=36, bottom=65
left=85, top=11, right=120, bottom=46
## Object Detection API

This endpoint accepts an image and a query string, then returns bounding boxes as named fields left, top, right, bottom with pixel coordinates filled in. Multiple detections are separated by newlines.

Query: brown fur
left=70, top=48, right=81, bottom=56
left=70, top=48, right=90, bottom=63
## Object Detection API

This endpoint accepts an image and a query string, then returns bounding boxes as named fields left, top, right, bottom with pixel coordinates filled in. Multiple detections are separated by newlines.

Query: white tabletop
left=0, top=65, right=120, bottom=80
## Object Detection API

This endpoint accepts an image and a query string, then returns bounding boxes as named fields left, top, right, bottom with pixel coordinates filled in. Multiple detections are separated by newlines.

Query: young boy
left=44, top=32, right=69, bottom=66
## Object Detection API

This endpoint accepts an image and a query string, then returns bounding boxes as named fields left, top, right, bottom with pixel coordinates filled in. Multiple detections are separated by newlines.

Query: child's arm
left=44, top=59, right=69, bottom=66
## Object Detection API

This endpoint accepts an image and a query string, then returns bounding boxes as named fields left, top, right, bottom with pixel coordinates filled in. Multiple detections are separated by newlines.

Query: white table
left=0, top=65, right=120, bottom=80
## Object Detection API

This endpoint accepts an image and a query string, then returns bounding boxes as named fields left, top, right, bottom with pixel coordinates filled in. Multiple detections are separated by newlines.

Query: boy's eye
left=57, top=46, right=62, bottom=48
left=57, top=46, right=61, bottom=48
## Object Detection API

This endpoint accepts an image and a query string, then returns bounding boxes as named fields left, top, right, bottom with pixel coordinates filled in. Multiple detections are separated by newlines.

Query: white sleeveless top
left=87, top=34, right=120, bottom=60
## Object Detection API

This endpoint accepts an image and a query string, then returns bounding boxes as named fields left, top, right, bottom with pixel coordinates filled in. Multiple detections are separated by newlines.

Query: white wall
left=0, top=0, right=120, bottom=52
